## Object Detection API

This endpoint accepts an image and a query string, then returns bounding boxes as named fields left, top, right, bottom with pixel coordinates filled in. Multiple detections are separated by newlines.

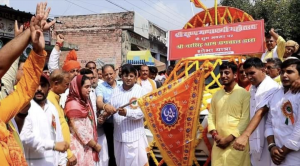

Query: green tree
left=220, top=0, right=300, bottom=43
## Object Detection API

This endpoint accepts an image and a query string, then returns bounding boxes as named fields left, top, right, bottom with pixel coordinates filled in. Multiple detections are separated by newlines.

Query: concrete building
left=54, top=11, right=168, bottom=69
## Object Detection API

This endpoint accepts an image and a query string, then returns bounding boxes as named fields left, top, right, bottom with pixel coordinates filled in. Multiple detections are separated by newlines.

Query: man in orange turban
left=62, top=50, right=81, bottom=80
left=60, top=50, right=81, bottom=108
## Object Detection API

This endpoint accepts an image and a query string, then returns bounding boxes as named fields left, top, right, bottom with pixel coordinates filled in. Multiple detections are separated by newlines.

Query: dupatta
left=64, top=75, right=99, bottom=162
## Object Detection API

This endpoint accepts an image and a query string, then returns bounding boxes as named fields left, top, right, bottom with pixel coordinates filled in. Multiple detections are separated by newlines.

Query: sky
left=7, top=0, right=220, bottom=31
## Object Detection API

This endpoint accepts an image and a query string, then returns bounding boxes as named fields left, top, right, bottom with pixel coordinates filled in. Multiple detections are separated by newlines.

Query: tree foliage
left=220, top=0, right=300, bottom=42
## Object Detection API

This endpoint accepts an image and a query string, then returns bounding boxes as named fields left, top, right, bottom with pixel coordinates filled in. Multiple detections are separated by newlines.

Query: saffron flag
left=190, top=0, right=207, bottom=10
left=138, top=69, right=205, bottom=166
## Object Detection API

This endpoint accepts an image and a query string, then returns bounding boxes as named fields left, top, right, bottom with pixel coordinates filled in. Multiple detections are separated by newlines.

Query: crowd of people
left=0, top=2, right=173, bottom=166
left=2, top=1, right=300, bottom=166
left=208, top=28, right=300, bottom=166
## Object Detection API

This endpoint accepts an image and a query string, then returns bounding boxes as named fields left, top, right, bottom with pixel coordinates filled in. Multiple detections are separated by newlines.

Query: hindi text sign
left=168, top=20, right=265, bottom=60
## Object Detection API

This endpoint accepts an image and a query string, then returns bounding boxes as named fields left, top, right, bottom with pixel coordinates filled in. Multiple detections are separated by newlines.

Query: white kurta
left=59, top=88, right=69, bottom=109
left=249, top=76, right=279, bottom=166
left=20, top=100, right=67, bottom=166
left=90, top=88, right=109, bottom=166
left=48, top=47, right=61, bottom=73
left=140, top=79, right=156, bottom=93
left=265, top=88, right=300, bottom=166
left=110, top=84, right=148, bottom=166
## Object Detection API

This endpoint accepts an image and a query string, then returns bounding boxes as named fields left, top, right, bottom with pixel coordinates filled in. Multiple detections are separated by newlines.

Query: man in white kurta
left=249, top=75, right=279, bottom=166
left=21, top=100, right=67, bottom=166
left=20, top=75, right=68, bottom=166
left=110, top=64, right=148, bottom=166
left=265, top=59, right=300, bottom=166
left=233, top=58, right=280, bottom=166
left=137, top=65, right=157, bottom=93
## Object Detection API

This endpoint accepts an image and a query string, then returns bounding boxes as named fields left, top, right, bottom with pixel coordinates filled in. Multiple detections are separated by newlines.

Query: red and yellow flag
left=190, top=0, right=207, bottom=10
left=138, top=69, right=205, bottom=166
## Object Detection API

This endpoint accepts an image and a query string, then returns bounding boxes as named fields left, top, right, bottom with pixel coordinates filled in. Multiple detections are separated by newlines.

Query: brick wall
left=53, top=12, right=134, bottom=68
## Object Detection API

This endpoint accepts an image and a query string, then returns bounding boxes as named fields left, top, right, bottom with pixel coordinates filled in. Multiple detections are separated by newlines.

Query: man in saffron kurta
left=0, top=49, right=47, bottom=166
left=0, top=2, right=56, bottom=165
left=208, top=62, right=250, bottom=166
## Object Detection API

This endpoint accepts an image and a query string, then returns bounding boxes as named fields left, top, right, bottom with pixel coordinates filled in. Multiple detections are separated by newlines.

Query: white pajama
left=110, top=84, right=149, bottom=166
left=250, top=139, right=270, bottom=166
left=114, top=135, right=148, bottom=166
left=96, top=127, right=109, bottom=166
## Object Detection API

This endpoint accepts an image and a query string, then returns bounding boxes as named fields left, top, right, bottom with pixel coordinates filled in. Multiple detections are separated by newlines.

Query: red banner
left=168, top=20, right=265, bottom=60
left=138, top=69, right=205, bottom=166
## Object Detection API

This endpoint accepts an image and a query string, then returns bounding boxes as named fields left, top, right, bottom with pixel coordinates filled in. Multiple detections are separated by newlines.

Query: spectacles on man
left=70, top=69, right=80, bottom=73
left=266, top=66, right=276, bottom=70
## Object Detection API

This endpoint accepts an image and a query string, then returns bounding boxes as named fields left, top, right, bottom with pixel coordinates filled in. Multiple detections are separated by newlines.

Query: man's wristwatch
left=53, top=142, right=56, bottom=150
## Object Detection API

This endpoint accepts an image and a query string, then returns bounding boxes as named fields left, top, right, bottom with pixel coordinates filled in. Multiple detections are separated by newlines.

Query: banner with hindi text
left=138, top=69, right=205, bottom=166
left=168, top=20, right=265, bottom=60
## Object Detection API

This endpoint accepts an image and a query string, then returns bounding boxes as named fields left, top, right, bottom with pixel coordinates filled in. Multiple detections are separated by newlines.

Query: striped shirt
left=110, top=84, right=146, bottom=142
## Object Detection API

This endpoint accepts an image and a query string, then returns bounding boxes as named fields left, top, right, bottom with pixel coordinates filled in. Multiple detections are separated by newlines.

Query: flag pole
left=190, top=1, right=195, bottom=16
left=215, top=0, right=218, bottom=25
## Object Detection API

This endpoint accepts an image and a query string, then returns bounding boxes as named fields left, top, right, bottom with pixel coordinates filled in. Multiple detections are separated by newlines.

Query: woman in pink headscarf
left=64, top=75, right=101, bottom=166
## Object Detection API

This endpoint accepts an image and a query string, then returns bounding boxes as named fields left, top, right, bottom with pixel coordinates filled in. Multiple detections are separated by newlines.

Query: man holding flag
left=110, top=64, right=148, bottom=166
left=208, top=62, right=251, bottom=166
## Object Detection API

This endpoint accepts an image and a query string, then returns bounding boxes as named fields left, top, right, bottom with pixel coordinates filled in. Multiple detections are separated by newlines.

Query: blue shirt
left=96, top=80, right=123, bottom=103
left=96, top=81, right=122, bottom=123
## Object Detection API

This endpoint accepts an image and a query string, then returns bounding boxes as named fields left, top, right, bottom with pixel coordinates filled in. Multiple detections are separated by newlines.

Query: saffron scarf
left=64, top=75, right=99, bottom=162
left=0, top=120, right=27, bottom=166
left=137, top=77, right=157, bottom=91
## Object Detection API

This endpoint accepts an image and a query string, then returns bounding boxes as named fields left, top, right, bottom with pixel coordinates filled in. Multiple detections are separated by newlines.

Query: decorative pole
left=190, top=1, right=195, bottom=16
left=215, top=0, right=218, bottom=25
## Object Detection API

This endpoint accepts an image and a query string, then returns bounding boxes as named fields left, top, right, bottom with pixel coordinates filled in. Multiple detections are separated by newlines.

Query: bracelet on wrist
left=268, top=143, right=276, bottom=152
left=212, top=132, right=218, bottom=139
left=55, top=42, right=63, bottom=47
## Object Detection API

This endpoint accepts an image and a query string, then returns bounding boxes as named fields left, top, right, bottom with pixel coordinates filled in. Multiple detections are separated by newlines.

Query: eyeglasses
left=266, top=66, right=276, bottom=70
left=69, top=69, right=80, bottom=73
